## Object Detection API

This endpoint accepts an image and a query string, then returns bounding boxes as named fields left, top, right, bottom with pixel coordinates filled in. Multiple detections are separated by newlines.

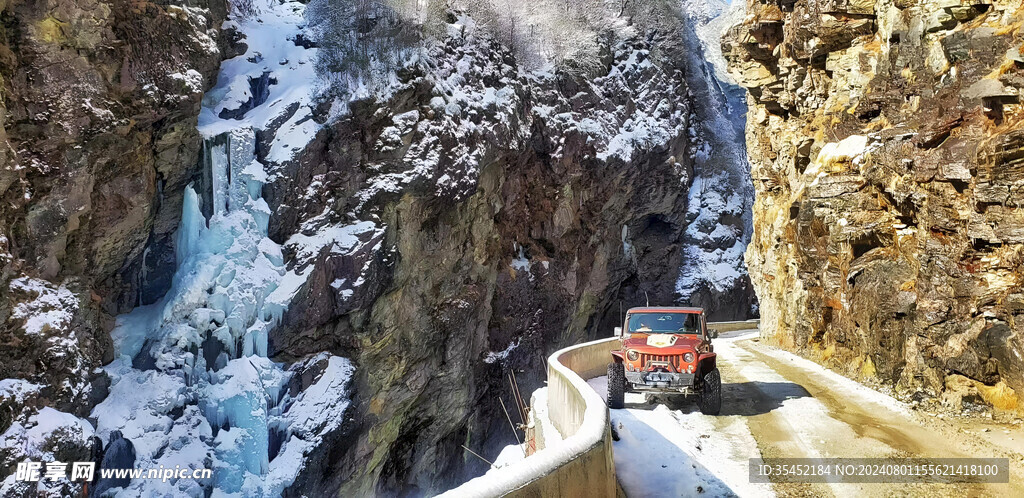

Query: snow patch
left=170, top=69, right=205, bottom=94
left=285, top=220, right=381, bottom=263
left=197, top=0, right=322, bottom=167
left=8, top=277, right=77, bottom=336
left=263, top=355, right=355, bottom=495
left=816, top=135, right=869, bottom=167
left=586, top=374, right=772, bottom=497
left=509, top=243, right=532, bottom=280
left=609, top=403, right=771, bottom=497
left=484, top=338, right=521, bottom=364
left=0, top=379, right=41, bottom=404
left=0, top=407, right=95, bottom=462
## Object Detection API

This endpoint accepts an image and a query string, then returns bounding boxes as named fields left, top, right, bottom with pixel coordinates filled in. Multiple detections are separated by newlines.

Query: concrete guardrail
left=708, top=319, right=760, bottom=333
left=438, top=337, right=619, bottom=497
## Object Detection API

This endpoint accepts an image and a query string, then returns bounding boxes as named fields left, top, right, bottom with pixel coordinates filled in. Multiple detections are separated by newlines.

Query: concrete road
left=589, top=329, right=1024, bottom=497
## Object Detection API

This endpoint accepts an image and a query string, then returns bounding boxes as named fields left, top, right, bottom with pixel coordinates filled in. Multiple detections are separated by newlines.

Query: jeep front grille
left=641, top=354, right=681, bottom=372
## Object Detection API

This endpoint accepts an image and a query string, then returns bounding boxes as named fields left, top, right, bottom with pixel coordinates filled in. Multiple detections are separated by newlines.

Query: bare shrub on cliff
left=308, top=0, right=679, bottom=99
left=229, top=0, right=261, bottom=17
left=454, top=0, right=607, bottom=72
left=454, top=0, right=681, bottom=72
left=308, top=0, right=427, bottom=99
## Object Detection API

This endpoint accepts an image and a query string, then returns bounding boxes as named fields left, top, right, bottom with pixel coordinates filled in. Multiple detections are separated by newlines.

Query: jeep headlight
left=627, top=350, right=639, bottom=361
left=683, top=352, right=695, bottom=363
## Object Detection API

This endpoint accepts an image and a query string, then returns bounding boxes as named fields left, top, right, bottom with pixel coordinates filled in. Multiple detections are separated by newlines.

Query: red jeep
left=607, top=307, right=721, bottom=414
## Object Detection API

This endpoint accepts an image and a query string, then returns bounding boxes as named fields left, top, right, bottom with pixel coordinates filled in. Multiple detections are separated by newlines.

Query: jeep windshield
left=627, top=312, right=700, bottom=334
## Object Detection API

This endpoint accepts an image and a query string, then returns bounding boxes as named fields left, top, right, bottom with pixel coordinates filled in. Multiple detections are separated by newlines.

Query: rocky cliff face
left=270, top=13, right=697, bottom=495
left=725, top=0, right=1024, bottom=412
left=0, top=0, right=227, bottom=495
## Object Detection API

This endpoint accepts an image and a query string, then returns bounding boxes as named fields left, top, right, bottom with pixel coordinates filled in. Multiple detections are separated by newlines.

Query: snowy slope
left=684, top=0, right=747, bottom=86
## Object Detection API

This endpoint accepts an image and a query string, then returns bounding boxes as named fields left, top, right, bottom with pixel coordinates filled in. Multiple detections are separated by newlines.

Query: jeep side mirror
left=613, top=326, right=622, bottom=337
left=709, top=328, right=719, bottom=339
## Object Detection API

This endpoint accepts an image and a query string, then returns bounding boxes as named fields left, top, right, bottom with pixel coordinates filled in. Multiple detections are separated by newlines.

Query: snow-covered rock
left=259, top=4, right=726, bottom=494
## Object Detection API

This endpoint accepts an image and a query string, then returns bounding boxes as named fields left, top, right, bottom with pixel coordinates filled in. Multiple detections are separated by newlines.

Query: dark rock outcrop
left=92, top=430, right=136, bottom=497
left=725, top=0, right=1024, bottom=412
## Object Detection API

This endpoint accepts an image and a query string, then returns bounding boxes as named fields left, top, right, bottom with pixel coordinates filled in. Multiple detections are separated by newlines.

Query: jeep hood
left=622, top=334, right=701, bottom=353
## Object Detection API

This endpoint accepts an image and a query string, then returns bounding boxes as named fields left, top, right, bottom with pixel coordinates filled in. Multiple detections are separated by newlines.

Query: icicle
left=176, top=186, right=205, bottom=266
left=228, top=128, right=256, bottom=212
left=209, top=292, right=234, bottom=317
left=242, top=323, right=268, bottom=358
left=242, top=159, right=268, bottom=201
left=251, top=198, right=272, bottom=234
left=210, top=137, right=230, bottom=216
left=138, top=246, right=150, bottom=306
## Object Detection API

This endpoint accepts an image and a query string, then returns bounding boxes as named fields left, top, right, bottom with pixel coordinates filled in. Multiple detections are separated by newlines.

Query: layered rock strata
left=725, top=0, right=1024, bottom=411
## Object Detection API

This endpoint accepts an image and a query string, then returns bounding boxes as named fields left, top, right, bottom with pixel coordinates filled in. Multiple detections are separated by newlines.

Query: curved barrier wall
left=438, top=337, right=619, bottom=497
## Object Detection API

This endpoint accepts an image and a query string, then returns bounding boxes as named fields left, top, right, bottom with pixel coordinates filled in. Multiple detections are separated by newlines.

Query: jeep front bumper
left=625, top=371, right=695, bottom=389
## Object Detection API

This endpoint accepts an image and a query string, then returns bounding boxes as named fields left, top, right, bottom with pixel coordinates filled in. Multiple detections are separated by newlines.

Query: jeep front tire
left=698, top=367, right=721, bottom=415
left=607, top=362, right=626, bottom=409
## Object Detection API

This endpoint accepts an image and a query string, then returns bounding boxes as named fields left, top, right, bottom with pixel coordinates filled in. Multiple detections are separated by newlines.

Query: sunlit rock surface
left=725, top=0, right=1024, bottom=411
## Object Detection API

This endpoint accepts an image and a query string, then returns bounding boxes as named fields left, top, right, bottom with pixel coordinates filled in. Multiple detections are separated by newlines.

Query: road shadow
left=610, top=408, right=738, bottom=496
left=721, top=381, right=811, bottom=416
left=640, top=381, right=811, bottom=416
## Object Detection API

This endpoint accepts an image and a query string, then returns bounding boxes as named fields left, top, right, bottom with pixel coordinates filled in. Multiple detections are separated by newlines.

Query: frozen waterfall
left=94, top=127, right=295, bottom=495
left=90, top=1, right=354, bottom=496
